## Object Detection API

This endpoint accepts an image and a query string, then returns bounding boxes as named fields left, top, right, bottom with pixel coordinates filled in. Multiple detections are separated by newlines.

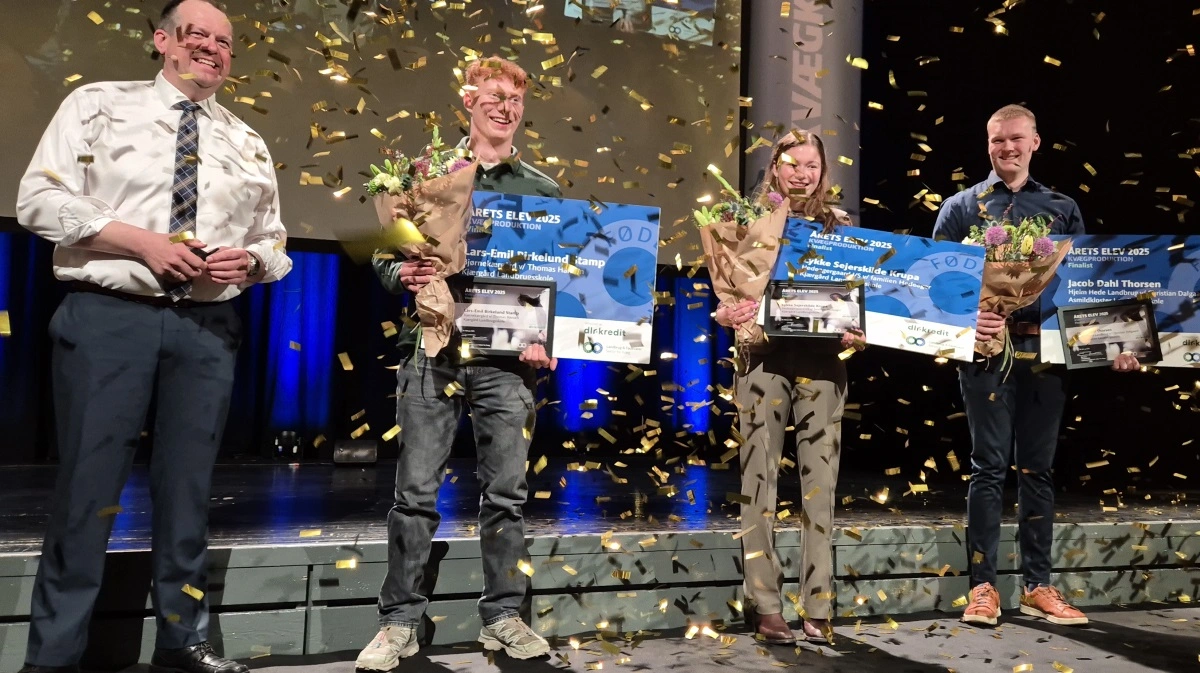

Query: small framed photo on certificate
left=1057, top=298, right=1162, bottom=370
left=454, top=277, right=556, bottom=357
left=760, top=280, right=866, bottom=338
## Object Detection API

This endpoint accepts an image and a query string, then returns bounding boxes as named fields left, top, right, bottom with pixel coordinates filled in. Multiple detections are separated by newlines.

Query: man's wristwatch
left=247, top=254, right=262, bottom=278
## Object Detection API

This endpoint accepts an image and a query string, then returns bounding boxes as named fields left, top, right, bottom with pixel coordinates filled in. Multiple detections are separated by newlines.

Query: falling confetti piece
left=517, top=560, right=535, bottom=577
left=299, top=529, right=322, bottom=538
left=335, top=559, right=358, bottom=569
left=182, top=584, right=204, bottom=600
left=381, top=425, right=401, bottom=442
left=87, top=11, right=104, bottom=25
left=337, top=352, right=353, bottom=370
left=97, top=505, right=123, bottom=518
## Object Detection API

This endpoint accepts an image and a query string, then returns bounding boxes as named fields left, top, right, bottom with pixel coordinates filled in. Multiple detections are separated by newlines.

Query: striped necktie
left=166, top=100, right=201, bottom=302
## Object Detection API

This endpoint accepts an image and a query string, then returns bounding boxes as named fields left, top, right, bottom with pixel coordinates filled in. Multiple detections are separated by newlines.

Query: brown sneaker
left=1020, top=585, right=1088, bottom=626
left=962, top=583, right=1001, bottom=626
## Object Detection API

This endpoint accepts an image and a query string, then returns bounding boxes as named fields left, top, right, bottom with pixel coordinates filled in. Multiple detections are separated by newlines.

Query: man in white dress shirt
left=14, top=2, right=290, bottom=673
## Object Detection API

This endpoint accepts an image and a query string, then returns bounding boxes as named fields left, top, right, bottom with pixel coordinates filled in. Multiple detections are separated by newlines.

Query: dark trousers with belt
left=959, top=334, right=1067, bottom=589
left=25, top=291, right=240, bottom=667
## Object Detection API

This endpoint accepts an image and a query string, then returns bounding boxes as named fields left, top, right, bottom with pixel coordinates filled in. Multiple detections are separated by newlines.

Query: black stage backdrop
left=1, top=1, right=1196, bottom=502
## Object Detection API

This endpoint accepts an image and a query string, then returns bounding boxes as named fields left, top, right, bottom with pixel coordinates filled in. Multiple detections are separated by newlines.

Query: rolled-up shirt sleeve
left=240, top=138, right=292, bottom=284
left=16, top=87, right=119, bottom=247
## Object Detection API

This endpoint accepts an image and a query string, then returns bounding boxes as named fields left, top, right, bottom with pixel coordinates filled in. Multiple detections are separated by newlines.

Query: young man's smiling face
left=987, top=115, right=1040, bottom=182
left=465, top=76, right=525, bottom=146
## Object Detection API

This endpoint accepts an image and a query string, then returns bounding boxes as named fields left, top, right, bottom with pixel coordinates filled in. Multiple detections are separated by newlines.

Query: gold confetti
left=335, top=559, right=358, bottom=569
left=288, top=341, right=302, bottom=351
left=299, top=529, right=322, bottom=538
left=182, top=584, right=205, bottom=601
left=952, top=595, right=968, bottom=608
left=837, top=155, right=854, bottom=166
left=249, top=645, right=271, bottom=660
left=337, top=352, right=353, bottom=370
left=745, top=550, right=764, bottom=560
left=534, top=491, right=552, bottom=499
left=166, top=614, right=181, bottom=623
left=350, top=423, right=369, bottom=439
left=381, top=425, right=401, bottom=442
left=562, top=564, right=577, bottom=576
left=517, top=560, right=535, bottom=577
left=97, top=505, right=123, bottom=518
left=1052, top=663, right=1073, bottom=673
left=1044, top=55, right=1062, bottom=66
left=87, top=11, right=104, bottom=25
left=1013, top=665, right=1033, bottom=673
left=63, top=74, right=83, bottom=86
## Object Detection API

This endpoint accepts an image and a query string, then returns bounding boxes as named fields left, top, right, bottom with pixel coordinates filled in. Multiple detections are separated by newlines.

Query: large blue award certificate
left=462, top=192, right=661, bottom=364
left=772, top=220, right=986, bottom=361
left=1039, top=235, right=1200, bottom=367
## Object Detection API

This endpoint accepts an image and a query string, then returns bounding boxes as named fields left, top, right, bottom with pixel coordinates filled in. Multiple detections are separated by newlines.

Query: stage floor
left=1, top=460, right=1196, bottom=554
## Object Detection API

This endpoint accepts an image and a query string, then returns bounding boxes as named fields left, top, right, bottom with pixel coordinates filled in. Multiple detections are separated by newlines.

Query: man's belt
left=1010, top=321, right=1041, bottom=336
left=66, top=281, right=217, bottom=309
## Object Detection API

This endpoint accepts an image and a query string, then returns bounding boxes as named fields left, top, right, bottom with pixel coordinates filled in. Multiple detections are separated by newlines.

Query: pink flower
left=767, top=191, right=784, bottom=207
left=984, top=225, right=1009, bottom=246
left=412, top=158, right=431, bottom=177
left=1032, top=237, right=1055, bottom=257
left=449, top=158, right=472, bottom=173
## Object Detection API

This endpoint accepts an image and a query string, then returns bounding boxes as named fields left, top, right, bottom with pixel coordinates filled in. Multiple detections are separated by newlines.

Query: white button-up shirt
left=16, top=73, right=292, bottom=301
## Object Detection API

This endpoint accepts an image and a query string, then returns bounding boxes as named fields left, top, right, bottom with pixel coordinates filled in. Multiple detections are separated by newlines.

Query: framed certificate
left=760, top=280, right=866, bottom=339
left=454, top=277, right=556, bottom=357
left=1057, top=298, right=1161, bottom=370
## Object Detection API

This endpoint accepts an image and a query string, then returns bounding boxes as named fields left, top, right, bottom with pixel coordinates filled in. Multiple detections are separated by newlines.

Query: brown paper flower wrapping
left=974, top=237, right=1073, bottom=357
left=710, top=200, right=790, bottom=347
left=372, top=159, right=479, bottom=357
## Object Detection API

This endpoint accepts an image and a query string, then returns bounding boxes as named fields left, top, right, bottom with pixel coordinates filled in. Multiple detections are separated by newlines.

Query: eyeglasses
left=477, top=92, right=525, bottom=109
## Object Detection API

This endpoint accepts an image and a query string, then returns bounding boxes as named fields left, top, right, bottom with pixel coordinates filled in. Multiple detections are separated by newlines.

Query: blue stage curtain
left=672, top=276, right=716, bottom=434
left=262, top=251, right=340, bottom=436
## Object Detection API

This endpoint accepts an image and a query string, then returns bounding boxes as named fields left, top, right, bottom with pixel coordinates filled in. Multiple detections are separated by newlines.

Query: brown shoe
left=1020, top=585, right=1088, bottom=626
left=755, top=612, right=797, bottom=645
left=802, top=618, right=832, bottom=644
left=962, top=583, right=1001, bottom=626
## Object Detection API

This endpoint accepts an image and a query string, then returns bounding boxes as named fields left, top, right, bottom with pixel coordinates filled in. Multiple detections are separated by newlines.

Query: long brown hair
left=751, top=130, right=846, bottom=232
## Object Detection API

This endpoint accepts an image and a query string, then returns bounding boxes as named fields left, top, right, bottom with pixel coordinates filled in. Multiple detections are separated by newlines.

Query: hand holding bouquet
left=368, top=128, right=478, bottom=357
left=963, top=212, right=1072, bottom=359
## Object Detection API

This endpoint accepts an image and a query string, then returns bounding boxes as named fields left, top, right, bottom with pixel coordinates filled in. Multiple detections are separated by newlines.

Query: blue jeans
left=960, top=335, right=1067, bottom=588
left=378, top=346, right=536, bottom=627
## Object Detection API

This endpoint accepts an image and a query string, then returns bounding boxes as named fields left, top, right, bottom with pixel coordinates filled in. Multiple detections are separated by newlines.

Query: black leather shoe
left=151, top=642, right=248, bottom=673
left=19, top=666, right=80, bottom=673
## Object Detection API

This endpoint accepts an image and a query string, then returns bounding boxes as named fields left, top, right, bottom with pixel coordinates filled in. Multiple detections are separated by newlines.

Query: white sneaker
left=355, top=624, right=419, bottom=671
left=478, top=617, right=550, bottom=659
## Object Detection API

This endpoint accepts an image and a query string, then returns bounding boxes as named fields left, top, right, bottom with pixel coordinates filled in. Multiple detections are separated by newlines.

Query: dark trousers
left=25, top=292, right=240, bottom=667
left=378, top=344, right=536, bottom=627
left=960, top=335, right=1066, bottom=589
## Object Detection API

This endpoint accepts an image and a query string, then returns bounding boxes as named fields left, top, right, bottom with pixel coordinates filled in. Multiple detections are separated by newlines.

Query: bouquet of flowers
left=693, top=169, right=788, bottom=348
left=368, top=127, right=479, bottom=357
left=962, top=212, right=1072, bottom=359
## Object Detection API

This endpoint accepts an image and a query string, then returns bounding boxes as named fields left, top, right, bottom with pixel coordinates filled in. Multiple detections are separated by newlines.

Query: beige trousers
left=736, top=349, right=846, bottom=619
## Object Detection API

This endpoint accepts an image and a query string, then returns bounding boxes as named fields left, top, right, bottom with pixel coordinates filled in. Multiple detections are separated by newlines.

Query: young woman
left=715, top=131, right=862, bottom=645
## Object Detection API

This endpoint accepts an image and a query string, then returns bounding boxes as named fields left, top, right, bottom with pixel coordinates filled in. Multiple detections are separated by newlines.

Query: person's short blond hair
left=989, top=104, right=1037, bottom=132
left=464, top=56, right=528, bottom=90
